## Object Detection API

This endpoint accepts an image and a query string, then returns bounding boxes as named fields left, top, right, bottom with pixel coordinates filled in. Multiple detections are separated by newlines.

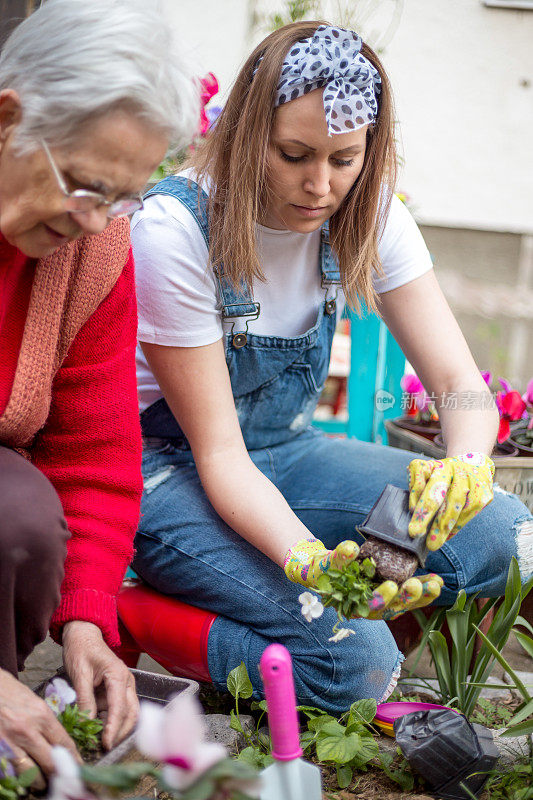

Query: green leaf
left=307, top=714, right=337, bottom=733
left=15, top=768, right=39, bottom=788
left=499, top=718, right=533, bottom=737
left=348, top=698, right=377, bottom=725
left=178, top=773, right=216, bottom=800
left=349, top=734, right=379, bottom=768
left=299, top=730, right=316, bottom=752
left=316, top=730, right=361, bottom=764
left=472, top=623, right=532, bottom=703
left=514, top=630, right=533, bottom=660
left=506, top=699, right=533, bottom=726
left=227, top=661, right=253, bottom=699
left=336, top=763, right=353, bottom=788
left=230, top=709, right=244, bottom=733
left=428, top=629, right=453, bottom=699
left=250, top=699, right=268, bottom=712
left=81, top=762, right=156, bottom=791
left=295, top=704, right=323, bottom=718
left=514, top=615, right=533, bottom=636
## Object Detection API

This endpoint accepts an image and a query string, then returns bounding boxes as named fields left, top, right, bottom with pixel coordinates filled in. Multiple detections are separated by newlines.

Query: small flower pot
left=392, top=416, right=441, bottom=441
left=508, top=420, right=533, bottom=457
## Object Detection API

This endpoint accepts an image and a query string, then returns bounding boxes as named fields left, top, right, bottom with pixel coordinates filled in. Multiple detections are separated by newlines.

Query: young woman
left=131, top=22, right=532, bottom=711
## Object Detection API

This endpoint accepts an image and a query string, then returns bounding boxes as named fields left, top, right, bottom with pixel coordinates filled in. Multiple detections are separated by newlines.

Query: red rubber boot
left=116, top=580, right=217, bottom=682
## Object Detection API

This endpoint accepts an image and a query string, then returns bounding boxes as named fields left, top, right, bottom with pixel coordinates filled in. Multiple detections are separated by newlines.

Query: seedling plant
left=226, top=661, right=416, bottom=792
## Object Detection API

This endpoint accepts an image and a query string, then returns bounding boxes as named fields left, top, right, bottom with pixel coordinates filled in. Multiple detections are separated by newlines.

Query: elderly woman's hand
left=0, top=668, right=79, bottom=781
left=61, top=621, right=139, bottom=750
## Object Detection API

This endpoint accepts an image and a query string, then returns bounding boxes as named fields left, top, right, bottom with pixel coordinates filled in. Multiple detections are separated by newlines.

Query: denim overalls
left=133, top=177, right=532, bottom=712
left=140, top=176, right=339, bottom=451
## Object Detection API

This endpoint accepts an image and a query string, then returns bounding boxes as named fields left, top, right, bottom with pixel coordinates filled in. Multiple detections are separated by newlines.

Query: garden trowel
left=259, top=643, right=322, bottom=800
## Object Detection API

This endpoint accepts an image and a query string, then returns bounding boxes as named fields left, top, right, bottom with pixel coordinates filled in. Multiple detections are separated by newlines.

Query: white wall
left=383, top=0, right=533, bottom=233
left=162, top=0, right=533, bottom=233
left=161, top=0, right=251, bottom=102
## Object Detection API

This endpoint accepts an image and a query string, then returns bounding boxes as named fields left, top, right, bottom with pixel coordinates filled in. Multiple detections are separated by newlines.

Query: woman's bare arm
left=141, top=339, right=313, bottom=565
left=378, top=270, right=499, bottom=455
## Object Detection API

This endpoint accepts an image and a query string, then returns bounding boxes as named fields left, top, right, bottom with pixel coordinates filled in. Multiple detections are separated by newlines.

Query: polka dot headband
left=271, top=24, right=381, bottom=135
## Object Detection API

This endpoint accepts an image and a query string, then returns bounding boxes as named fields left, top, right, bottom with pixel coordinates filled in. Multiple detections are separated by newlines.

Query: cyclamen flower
left=0, top=739, right=15, bottom=779
left=400, top=373, right=430, bottom=413
left=481, top=370, right=492, bottom=388
left=298, top=591, right=324, bottom=623
left=48, top=746, right=92, bottom=800
left=45, top=678, right=77, bottom=715
left=496, top=390, right=527, bottom=443
left=135, top=693, right=227, bottom=792
left=523, top=378, right=533, bottom=406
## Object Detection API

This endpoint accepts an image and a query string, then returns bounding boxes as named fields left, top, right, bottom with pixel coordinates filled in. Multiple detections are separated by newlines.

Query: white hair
left=0, top=0, right=199, bottom=155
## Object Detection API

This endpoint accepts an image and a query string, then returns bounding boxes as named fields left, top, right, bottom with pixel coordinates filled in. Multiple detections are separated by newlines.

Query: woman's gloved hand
left=407, top=452, right=495, bottom=551
left=283, top=538, right=442, bottom=620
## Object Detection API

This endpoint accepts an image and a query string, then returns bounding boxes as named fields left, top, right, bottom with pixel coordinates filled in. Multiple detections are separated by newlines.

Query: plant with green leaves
left=315, top=556, right=376, bottom=628
left=468, top=615, right=533, bottom=763
left=409, top=558, right=532, bottom=723
left=58, top=704, right=104, bottom=756
left=460, top=756, right=533, bottom=800
left=0, top=741, right=39, bottom=800
left=226, top=661, right=417, bottom=792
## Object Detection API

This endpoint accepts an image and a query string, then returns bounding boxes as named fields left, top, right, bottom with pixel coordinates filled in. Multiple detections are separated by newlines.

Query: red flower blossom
left=496, top=390, right=527, bottom=443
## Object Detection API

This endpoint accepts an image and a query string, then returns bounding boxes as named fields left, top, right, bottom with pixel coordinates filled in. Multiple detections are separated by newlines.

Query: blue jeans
left=133, top=428, right=532, bottom=713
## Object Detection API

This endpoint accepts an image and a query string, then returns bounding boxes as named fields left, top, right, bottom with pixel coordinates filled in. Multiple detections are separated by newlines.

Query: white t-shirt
left=132, top=169, right=433, bottom=412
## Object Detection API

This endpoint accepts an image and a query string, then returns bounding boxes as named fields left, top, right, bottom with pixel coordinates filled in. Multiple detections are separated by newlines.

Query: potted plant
left=393, top=373, right=441, bottom=440
left=508, top=378, right=533, bottom=456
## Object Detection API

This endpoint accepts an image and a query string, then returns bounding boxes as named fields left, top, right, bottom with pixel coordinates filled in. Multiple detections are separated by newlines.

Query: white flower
left=298, top=591, right=324, bottom=623
left=135, top=693, right=227, bottom=791
left=45, top=678, right=77, bottom=715
left=48, top=746, right=87, bottom=800
left=328, top=628, right=356, bottom=643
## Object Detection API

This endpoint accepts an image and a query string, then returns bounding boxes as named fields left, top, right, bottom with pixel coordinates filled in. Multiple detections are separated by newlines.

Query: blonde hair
left=188, top=20, right=397, bottom=314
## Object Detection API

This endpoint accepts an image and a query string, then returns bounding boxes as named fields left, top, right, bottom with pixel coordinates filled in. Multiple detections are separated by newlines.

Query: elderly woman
left=0, top=0, right=197, bottom=777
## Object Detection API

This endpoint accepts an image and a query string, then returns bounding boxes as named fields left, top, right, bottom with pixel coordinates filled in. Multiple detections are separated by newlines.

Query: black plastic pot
left=392, top=416, right=441, bottom=440
left=394, top=708, right=499, bottom=800
left=358, top=483, right=429, bottom=569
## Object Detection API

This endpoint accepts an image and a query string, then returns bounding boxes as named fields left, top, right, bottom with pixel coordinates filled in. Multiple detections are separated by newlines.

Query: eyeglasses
left=41, top=140, right=143, bottom=218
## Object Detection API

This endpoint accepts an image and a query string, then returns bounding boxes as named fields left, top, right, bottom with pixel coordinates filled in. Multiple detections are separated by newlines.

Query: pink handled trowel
left=259, top=643, right=322, bottom=800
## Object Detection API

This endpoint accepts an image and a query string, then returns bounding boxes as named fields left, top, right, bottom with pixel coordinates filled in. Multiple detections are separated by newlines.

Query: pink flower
left=135, top=693, right=226, bottom=791
left=481, top=370, right=492, bottom=387
left=496, top=390, right=527, bottom=443
left=198, top=72, right=219, bottom=137
left=523, top=378, right=533, bottom=407
left=498, top=377, right=513, bottom=394
left=401, top=374, right=424, bottom=395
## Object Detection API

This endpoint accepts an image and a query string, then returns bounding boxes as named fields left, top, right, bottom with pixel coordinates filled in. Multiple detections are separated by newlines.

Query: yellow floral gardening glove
left=283, top=537, right=443, bottom=620
left=408, top=452, right=495, bottom=551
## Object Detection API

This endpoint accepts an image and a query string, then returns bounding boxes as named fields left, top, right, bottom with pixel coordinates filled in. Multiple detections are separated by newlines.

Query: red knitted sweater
left=0, top=233, right=142, bottom=647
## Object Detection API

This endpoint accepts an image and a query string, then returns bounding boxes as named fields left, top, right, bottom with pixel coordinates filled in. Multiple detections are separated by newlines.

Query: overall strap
left=144, top=176, right=259, bottom=320
left=320, top=221, right=341, bottom=316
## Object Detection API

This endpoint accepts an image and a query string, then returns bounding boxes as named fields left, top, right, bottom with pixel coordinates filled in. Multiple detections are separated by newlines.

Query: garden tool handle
left=260, top=643, right=303, bottom=761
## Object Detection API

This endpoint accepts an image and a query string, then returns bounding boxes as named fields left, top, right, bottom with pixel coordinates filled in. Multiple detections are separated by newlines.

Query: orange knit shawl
left=0, top=218, right=130, bottom=450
